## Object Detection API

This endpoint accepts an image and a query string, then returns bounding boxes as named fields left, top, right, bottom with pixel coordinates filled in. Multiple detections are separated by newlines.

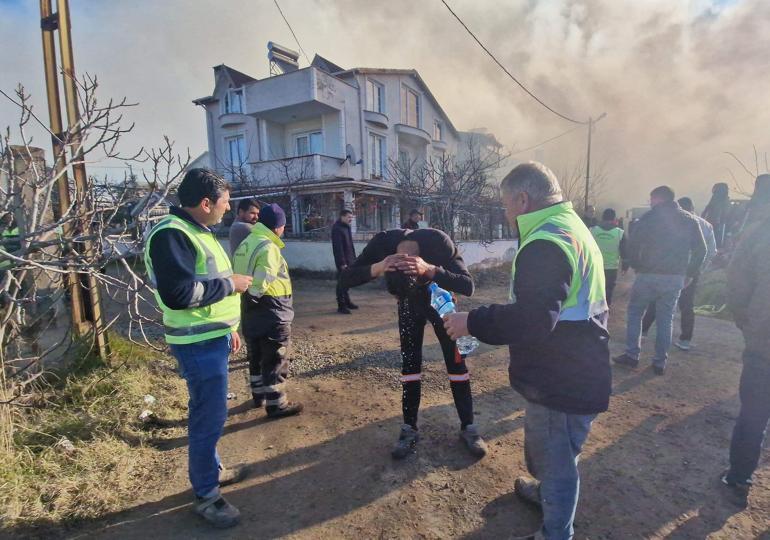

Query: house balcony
left=219, top=112, right=247, bottom=127
left=364, top=110, right=389, bottom=129
left=395, top=123, right=432, bottom=145
left=244, top=67, right=344, bottom=123
left=431, top=139, right=448, bottom=151
left=247, top=154, right=350, bottom=188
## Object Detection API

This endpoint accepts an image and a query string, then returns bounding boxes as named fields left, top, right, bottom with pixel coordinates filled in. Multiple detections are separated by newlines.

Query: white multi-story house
left=193, top=50, right=483, bottom=237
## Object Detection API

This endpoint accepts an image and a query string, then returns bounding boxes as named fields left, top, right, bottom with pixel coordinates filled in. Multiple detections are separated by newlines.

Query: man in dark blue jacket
left=444, top=162, right=610, bottom=540
left=331, top=209, right=357, bottom=314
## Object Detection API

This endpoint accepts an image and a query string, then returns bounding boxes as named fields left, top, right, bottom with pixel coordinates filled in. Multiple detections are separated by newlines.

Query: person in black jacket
left=338, top=228, right=487, bottom=460
left=614, top=186, right=706, bottom=375
left=331, top=209, right=357, bottom=314
left=443, top=162, right=609, bottom=540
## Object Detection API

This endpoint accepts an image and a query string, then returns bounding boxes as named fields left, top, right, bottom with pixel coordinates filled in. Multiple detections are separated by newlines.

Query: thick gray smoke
left=1, top=0, right=767, bottom=211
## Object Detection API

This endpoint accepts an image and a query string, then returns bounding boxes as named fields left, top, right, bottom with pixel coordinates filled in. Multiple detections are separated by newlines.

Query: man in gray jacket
left=721, top=210, right=770, bottom=503
left=614, top=186, right=706, bottom=375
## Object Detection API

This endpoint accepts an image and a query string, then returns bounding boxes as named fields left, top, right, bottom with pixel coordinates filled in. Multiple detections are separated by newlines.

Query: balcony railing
left=247, top=154, right=347, bottom=187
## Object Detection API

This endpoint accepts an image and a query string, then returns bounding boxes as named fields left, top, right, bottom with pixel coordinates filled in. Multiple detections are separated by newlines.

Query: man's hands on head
left=231, top=274, right=253, bottom=293
left=443, top=312, right=470, bottom=340
left=371, top=254, right=408, bottom=277
left=394, top=256, right=437, bottom=279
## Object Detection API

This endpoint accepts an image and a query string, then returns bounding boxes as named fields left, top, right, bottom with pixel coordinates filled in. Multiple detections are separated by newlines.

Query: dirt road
left=67, top=275, right=769, bottom=539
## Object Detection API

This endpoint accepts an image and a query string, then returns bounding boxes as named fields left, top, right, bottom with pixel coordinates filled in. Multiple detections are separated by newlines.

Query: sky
left=1, top=0, right=768, bottom=211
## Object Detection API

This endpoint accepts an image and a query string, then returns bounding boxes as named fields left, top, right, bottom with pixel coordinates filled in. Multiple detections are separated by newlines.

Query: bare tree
left=558, top=160, right=609, bottom=215
left=0, top=79, right=188, bottom=449
left=724, top=146, right=769, bottom=197
left=387, top=138, right=508, bottom=242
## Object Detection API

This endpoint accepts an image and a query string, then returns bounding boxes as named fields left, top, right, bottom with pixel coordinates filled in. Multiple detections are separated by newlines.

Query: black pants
left=397, top=289, right=474, bottom=429
left=728, top=350, right=770, bottom=483
left=604, top=269, right=618, bottom=306
left=642, top=276, right=698, bottom=340
left=336, top=269, right=352, bottom=308
left=246, top=324, right=291, bottom=410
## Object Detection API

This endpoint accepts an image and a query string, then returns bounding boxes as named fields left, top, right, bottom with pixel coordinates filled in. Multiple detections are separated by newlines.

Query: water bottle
left=428, top=283, right=479, bottom=355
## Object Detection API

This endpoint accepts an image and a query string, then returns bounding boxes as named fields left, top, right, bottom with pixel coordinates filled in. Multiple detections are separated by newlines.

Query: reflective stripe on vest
left=144, top=214, right=240, bottom=344
left=512, top=203, right=607, bottom=322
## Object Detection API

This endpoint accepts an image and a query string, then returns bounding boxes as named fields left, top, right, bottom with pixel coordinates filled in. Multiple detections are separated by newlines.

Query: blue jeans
left=524, top=402, right=596, bottom=540
left=170, top=334, right=231, bottom=499
left=625, top=273, right=684, bottom=367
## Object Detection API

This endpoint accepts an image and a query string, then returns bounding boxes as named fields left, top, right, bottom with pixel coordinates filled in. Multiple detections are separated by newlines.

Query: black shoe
left=347, top=302, right=359, bottom=309
left=613, top=353, right=639, bottom=369
left=252, top=394, right=264, bottom=409
left=337, top=306, right=352, bottom=315
left=391, top=424, right=419, bottom=460
left=653, top=365, right=666, bottom=376
left=266, top=402, right=304, bottom=419
left=720, top=470, right=751, bottom=508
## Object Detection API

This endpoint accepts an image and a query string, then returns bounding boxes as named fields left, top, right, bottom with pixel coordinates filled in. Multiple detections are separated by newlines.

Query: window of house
left=398, top=149, right=410, bottom=168
left=366, top=79, right=385, bottom=113
left=401, top=85, right=420, bottom=128
left=295, top=131, right=323, bottom=156
left=224, top=89, right=243, bottom=114
left=226, top=135, right=246, bottom=173
left=433, top=120, right=443, bottom=141
left=369, top=133, right=385, bottom=178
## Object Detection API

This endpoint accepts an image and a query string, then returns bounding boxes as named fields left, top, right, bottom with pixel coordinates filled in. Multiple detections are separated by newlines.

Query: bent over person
left=144, top=168, right=252, bottom=528
left=444, top=163, right=610, bottom=540
left=233, top=203, right=303, bottom=418
left=339, top=228, right=487, bottom=459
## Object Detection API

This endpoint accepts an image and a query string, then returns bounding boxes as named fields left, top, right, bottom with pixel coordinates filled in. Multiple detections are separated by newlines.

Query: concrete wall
left=219, top=238, right=516, bottom=273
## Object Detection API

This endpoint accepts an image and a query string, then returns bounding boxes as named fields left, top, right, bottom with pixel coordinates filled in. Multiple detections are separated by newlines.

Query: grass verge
left=0, top=333, right=188, bottom=530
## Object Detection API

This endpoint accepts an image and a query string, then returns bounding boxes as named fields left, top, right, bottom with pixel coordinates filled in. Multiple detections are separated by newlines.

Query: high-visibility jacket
left=144, top=214, right=240, bottom=345
left=590, top=225, right=624, bottom=270
left=0, top=226, right=20, bottom=270
left=232, top=223, right=293, bottom=336
left=513, top=202, right=607, bottom=321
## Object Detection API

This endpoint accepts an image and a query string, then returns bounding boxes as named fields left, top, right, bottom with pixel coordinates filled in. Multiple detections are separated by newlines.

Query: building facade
left=194, top=52, right=468, bottom=238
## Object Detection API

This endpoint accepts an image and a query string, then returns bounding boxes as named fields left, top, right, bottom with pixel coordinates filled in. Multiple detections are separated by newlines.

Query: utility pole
left=39, top=0, right=109, bottom=358
left=584, top=112, right=606, bottom=215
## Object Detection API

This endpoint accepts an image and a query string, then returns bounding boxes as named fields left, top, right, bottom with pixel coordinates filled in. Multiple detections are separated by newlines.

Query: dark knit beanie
left=258, top=203, right=287, bottom=230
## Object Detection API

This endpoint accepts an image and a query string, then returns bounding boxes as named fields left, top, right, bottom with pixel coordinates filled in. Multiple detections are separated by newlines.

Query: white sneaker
left=674, top=340, right=691, bottom=351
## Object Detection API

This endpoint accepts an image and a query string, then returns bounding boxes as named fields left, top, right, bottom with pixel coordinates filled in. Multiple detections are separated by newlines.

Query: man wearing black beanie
left=233, top=203, right=303, bottom=418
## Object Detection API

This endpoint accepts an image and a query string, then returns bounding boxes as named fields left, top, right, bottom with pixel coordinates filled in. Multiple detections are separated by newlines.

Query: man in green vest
left=0, top=212, right=20, bottom=271
left=144, top=168, right=253, bottom=529
left=444, top=162, right=610, bottom=540
left=590, top=208, right=626, bottom=305
left=233, top=203, right=303, bottom=418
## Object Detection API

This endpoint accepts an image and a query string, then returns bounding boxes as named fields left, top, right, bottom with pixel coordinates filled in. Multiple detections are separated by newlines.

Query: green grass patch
left=0, top=333, right=188, bottom=529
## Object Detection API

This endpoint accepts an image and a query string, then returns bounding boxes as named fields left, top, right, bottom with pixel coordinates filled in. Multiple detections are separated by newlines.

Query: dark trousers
left=336, top=269, right=352, bottom=308
left=397, top=289, right=474, bottom=429
left=604, top=269, right=618, bottom=306
left=642, top=275, right=698, bottom=340
left=727, top=350, right=770, bottom=483
left=246, top=324, right=291, bottom=410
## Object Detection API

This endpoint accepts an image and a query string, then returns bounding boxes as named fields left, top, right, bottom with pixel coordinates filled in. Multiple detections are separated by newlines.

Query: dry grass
left=0, top=334, right=188, bottom=529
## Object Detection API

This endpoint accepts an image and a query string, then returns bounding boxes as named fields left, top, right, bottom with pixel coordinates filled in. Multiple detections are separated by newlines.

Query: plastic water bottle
left=428, top=283, right=479, bottom=355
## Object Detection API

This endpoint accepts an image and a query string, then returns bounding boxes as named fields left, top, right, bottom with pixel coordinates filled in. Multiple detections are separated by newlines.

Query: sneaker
left=194, top=494, right=240, bottom=528
left=613, top=353, right=639, bottom=369
left=653, top=364, right=666, bottom=376
left=218, top=463, right=248, bottom=487
left=720, top=470, right=751, bottom=508
left=459, top=424, right=488, bottom=457
left=514, top=476, right=541, bottom=508
left=337, top=306, right=352, bottom=315
left=266, top=402, right=304, bottom=419
left=674, top=340, right=691, bottom=351
left=347, top=302, right=359, bottom=309
left=391, top=424, right=419, bottom=460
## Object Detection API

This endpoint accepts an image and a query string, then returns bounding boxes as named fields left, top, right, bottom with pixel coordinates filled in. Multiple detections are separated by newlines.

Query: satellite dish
left=345, top=144, right=362, bottom=165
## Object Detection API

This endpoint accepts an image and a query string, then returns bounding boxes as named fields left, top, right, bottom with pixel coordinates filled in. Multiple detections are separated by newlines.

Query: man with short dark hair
left=331, top=209, right=357, bottom=314
left=144, top=168, right=253, bottom=528
left=444, top=162, right=610, bottom=540
left=229, top=198, right=259, bottom=256
left=590, top=208, right=626, bottom=305
left=402, top=209, right=423, bottom=230
left=641, top=197, right=717, bottom=350
left=614, top=186, right=706, bottom=375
